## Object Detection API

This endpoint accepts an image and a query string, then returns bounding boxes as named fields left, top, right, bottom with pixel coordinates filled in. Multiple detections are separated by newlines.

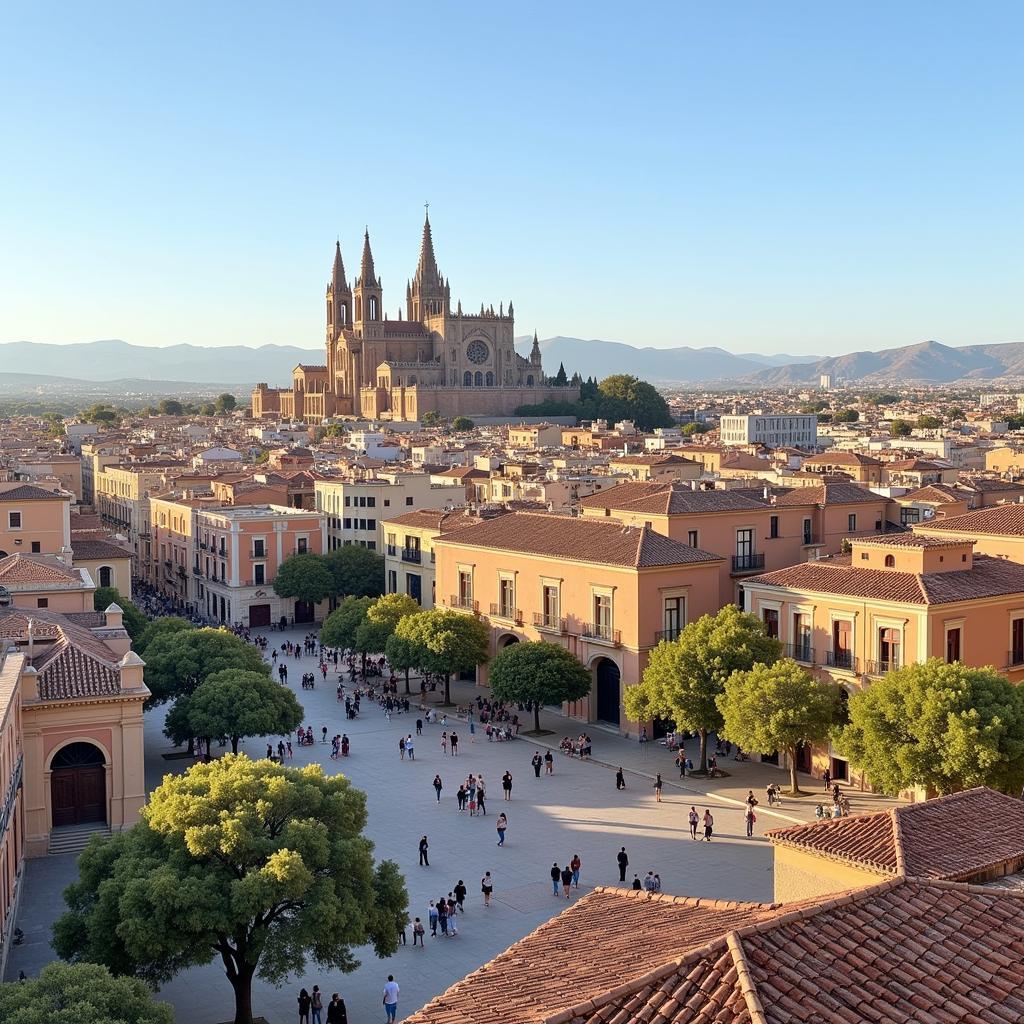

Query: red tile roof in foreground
left=408, top=878, right=1024, bottom=1024
left=915, top=503, right=1024, bottom=537
left=767, top=787, right=1024, bottom=882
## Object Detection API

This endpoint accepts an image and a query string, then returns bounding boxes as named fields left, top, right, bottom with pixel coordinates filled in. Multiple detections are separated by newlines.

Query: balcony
left=449, top=595, right=478, bottom=613
left=865, top=658, right=900, bottom=677
left=655, top=628, right=682, bottom=643
left=489, top=603, right=523, bottom=624
left=401, top=548, right=422, bottom=564
left=731, top=552, right=765, bottom=573
left=825, top=649, right=858, bottom=672
left=533, top=612, right=567, bottom=634
left=582, top=622, right=621, bottom=646
left=1009, top=650, right=1024, bottom=669
left=785, top=641, right=815, bottom=664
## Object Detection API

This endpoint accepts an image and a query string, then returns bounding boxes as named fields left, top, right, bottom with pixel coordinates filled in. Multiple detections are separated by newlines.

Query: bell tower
left=407, top=207, right=449, bottom=322
left=326, top=240, right=351, bottom=345
left=353, top=229, right=383, bottom=328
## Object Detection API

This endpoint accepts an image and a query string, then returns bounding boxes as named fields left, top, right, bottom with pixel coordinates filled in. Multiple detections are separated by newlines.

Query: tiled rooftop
left=916, top=503, right=1024, bottom=537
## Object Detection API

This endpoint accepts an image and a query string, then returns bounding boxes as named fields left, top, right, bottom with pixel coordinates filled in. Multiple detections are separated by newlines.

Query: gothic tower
left=353, top=229, right=382, bottom=327
left=326, top=240, right=351, bottom=344
left=407, top=210, right=450, bottom=322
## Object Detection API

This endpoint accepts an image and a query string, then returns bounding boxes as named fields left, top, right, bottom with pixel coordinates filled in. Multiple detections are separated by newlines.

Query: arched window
left=884, top=554, right=895, bottom=568
left=463, top=371, right=472, bottom=386
left=369, top=297, right=378, bottom=321
left=527, top=375, right=534, bottom=387
left=474, top=371, right=483, bottom=387
left=98, top=566, right=113, bottom=588
left=485, top=371, right=494, bottom=386
left=339, top=303, right=347, bottom=325
left=356, top=297, right=362, bottom=320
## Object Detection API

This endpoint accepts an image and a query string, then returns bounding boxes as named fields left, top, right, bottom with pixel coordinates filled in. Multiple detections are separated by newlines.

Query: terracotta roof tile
left=0, top=554, right=80, bottom=585
left=579, top=481, right=769, bottom=516
left=0, top=484, right=68, bottom=501
left=71, top=538, right=132, bottom=561
left=915, top=504, right=1024, bottom=537
left=772, top=483, right=883, bottom=507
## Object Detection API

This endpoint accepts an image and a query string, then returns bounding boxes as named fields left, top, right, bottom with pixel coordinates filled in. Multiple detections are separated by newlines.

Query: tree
left=623, top=605, right=781, bottom=772
left=917, top=414, right=942, bottom=429
left=320, top=596, right=374, bottom=660
left=717, top=659, right=843, bottom=794
left=451, top=416, right=474, bottom=431
left=385, top=631, right=419, bottom=696
left=596, top=374, right=673, bottom=430
left=681, top=421, right=709, bottom=435
left=489, top=642, right=591, bottom=732
left=215, top=393, right=237, bottom=413
left=890, top=418, right=912, bottom=437
left=421, top=410, right=440, bottom=426
left=53, top=756, right=408, bottom=1024
left=393, top=608, right=490, bottom=705
left=273, top=553, right=335, bottom=605
left=324, top=545, right=385, bottom=599
left=870, top=392, right=899, bottom=406
left=133, top=616, right=192, bottom=656
left=837, top=659, right=1024, bottom=796
left=157, top=399, right=183, bottom=416
left=0, top=962, right=173, bottom=1024
left=93, top=586, right=148, bottom=639
left=554, top=362, right=568, bottom=386
left=833, top=408, right=859, bottom=423
left=946, top=406, right=965, bottom=420
left=355, top=594, right=420, bottom=690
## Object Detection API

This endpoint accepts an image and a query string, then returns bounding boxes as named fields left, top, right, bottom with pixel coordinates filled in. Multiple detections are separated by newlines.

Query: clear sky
left=1, top=1, right=1021, bottom=356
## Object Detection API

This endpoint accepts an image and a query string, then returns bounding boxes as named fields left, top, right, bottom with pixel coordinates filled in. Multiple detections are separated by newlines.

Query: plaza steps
left=48, top=824, right=111, bottom=856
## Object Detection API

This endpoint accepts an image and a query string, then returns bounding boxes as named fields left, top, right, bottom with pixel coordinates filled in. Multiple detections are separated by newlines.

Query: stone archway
left=50, top=742, right=106, bottom=827
left=594, top=657, right=621, bottom=726
left=498, top=634, right=519, bottom=649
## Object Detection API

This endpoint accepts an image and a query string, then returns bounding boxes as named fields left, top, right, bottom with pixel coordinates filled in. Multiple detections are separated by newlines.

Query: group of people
left=559, top=733, right=593, bottom=758
left=549, top=854, right=582, bottom=898
left=296, top=985, right=347, bottom=1024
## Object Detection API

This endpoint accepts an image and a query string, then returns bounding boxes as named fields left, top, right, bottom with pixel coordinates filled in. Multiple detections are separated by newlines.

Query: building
left=742, top=533, right=1024, bottom=787
left=251, top=213, right=579, bottom=422
left=0, top=483, right=73, bottom=561
left=434, top=511, right=723, bottom=731
left=800, top=450, right=883, bottom=485
left=719, top=413, right=817, bottom=448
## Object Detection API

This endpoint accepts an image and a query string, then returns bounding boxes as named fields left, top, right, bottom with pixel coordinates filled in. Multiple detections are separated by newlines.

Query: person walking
left=450, top=731, right=459, bottom=756
left=653, top=773, right=663, bottom=802
left=570, top=853, right=581, bottom=888
left=416, top=718, right=423, bottom=736
left=496, top=812, right=508, bottom=846
left=419, top=835, right=430, bottom=866
left=502, top=770, right=513, bottom=800
left=688, top=806, right=699, bottom=840
left=382, top=976, right=400, bottom=1022
left=441, top=731, right=447, bottom=755
left=326, top=993, right=348, bottom=1024
left=702, top=809, right=714, bottom=842
left=617, top=846, right=628, bottom=882
left=311, top=985, right=324, bottom=1024
left=412, top=918, right=425, bottom=947
left=823, top=767, right=831, bottom=791
left=437, top=898, right=448, bottom=936
left=406, top=735, right=415, bottom=760
left=745, top=804, right=756, bottom=837
left=550, top=862, right=561, bottom=896
left=298, top=987, right=311, bottom=1024
left=481, top=870, right=493, bottom=907
left=399, top=736, right=406, bottom=761
left=456, top=784, right=467, bottom=812
left=454, top=879, right=467, bottom=912
left=544, top=750, right=554, bottom=775
left=427, top=900, right=438, bottom=937
left=531, top=752, right=543, bottom=778
left=560, top=863, right=573, bottom=899
left=433, top=774, right=443, bottom=803
left=615, top=767, right=626, bottom=790
left=477, top=783, right=487, bottom=816
left=675, top=751, right=686, bottom=778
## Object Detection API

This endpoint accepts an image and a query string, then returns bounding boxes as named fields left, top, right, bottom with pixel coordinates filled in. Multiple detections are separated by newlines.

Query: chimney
left=104, top=603, right=124, bottom=630
left=118, top=650, right=146, bottom=690
left=20, top=663, right=39, bottom=702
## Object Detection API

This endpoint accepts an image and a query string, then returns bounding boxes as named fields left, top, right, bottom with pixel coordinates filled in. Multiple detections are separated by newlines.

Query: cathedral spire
left=359, top=228, right=378, bottom=287
left=416, top=208, right=440, bottom=287
left=332, top=239, right=349, bottom=292
left=530, top=330, right=542, bottom=365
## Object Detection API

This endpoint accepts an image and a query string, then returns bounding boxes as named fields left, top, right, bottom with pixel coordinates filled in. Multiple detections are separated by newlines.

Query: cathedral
left=252, top=213, right=579, bottom=422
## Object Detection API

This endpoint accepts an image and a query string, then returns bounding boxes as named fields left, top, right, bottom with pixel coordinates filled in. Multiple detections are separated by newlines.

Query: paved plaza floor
left=5, top=627, right=899, bottom=1022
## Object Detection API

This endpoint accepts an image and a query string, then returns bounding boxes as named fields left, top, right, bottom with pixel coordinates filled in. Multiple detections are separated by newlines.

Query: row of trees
left=625, top=605, right=1024, bottom=796
left=515, top=374, right=674, bottom=431
left=272, top=546, right=385, bottom=606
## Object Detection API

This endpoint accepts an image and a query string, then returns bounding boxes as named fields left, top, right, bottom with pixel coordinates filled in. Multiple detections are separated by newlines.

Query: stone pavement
left=4, top=626, right=884, bottom=1023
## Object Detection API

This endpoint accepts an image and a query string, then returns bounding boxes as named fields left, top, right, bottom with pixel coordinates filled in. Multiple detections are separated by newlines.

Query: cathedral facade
left=252, top=214, right=579, bottom=422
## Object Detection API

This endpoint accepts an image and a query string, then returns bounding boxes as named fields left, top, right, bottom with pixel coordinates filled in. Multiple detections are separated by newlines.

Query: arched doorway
left=594, top=658, right=621, bottom=726
left=294, top=600, right=315, bottom=624
left=51, top=742, right=106, bottom=827
left=499, top=634, right=519, bottom=649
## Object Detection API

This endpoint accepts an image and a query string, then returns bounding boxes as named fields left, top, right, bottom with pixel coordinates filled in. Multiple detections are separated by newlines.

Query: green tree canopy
left=53, top=756, right=408, bottom=1024
left=354, top=594, right=421, bottom=680
left=946, top=406, right=965, bottom=420
left=595, top=374, right=673, bottom=430
left=489, top=641, right=591, bottom=732
left=384, top=631, right=420, bottom=695
left=215, top=393, right=237, bottom=413
left=164, top=669, right=304, bottom=754
left=133, top=616, right=192, bottom=656
left=916, top=414, right=943, bottom=429
left=681, top=421, right=709, bottom=435
left=324, top=545, right=385, bottom=599
left=624, top=605, right=781, bottom=772
left=833, top=408, right=859, bottom=423
left=157, top=399, right=183, bottom=416
left=0, top=962, right=173, bottom=1024
left=320, top=595, right=374, bottom=652
left=421, top=410, right=440, bottom=426
left=451, top=416, right=475, bottom=431
left=272, top=553, right=335, bottom=604
left=92, top=587, right=148, bottom=639
left=393, top=608, right=490, bottom=704
left=554, top=362, right=568, bottom=386
left=837, top=659, right=1024, bottom=796
left=717, top=659, right=843, bottom=793
left=890, top=418, right=912, bottom=437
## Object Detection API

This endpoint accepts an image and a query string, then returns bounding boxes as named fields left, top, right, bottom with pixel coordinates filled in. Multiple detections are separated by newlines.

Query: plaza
left=0, top=625, right=869, bottom=1022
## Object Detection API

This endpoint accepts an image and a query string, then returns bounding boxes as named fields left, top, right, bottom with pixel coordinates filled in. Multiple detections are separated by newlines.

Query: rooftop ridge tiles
left=725, top=931, right=768, bottom=1024
left=890, top=807, right=908, bottom=876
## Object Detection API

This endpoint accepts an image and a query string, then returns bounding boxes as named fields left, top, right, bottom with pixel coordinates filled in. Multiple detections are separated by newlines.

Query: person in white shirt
left=383, top=975, right=400, bottom=1021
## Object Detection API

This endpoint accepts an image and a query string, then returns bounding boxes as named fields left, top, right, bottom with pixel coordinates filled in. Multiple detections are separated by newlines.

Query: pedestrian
left=532, top=752, right=543, bottom=778
left=703, top=809, right=714, bottom=842
left=477, top=784, right=487, bottom=816
left=745, top=805, right=756, bottom=837
left=615, top=767, right=626, bottom=790
left=454, top=879, right=467, bottom=911
left=419, top=835, right=429, bottom=866
left=653, top=773, right=663, bottom=802
left=428, top=900, right=438, bottom=936
left=312, top=985, right=324, bottom=1024
left=481, top=871, right=493, bottom=907
left=652, top=872, right=662, bottom=892
left=450, top=731, right=459, bottom=756
left=406, top=735, right=415, bottom=760
left=446, top=897, right=459, bottom=936
left=441, top=731, right=448, bottom=755
left=496, top=812, right=508, bottom=846
left=382, top=975, right=400, bottom=1022
left=396, top=921, right=406, bottom=945
left=617, top=846, right=628, bottom=882
left=631, top=873, right=642, bottom=890
left=570, top=853, right=581, bottom=888
left=544, top=749, right=554, bottom=774
left=456, top=784, right=467, bottom=811
left=502, top=770, right=513, bottom=800
left=412, top=918, right=425, bottom=947
left=561, top=863, right=573, bottom=899
left=399, top=736, right=406, bottom=760
left=432, top=774, right=443, bottom=802
left=416, top=718, right=423, bottom=736
left=688, top=806, right=699, bottom=840
left=298, top=987, right=311, bottom=1024
left=437, top=898, right=448, bottom=935
left=745, top=789, right=758, bottom=809
left=675, top=751, right=686, bottom=778
left=823, top=767, right=831, bottom=791
left=643, top=870, right=656, bottom=892
left=326, top=993, right=348, bottom=1024
left=550, top=862, right=561, bottom=896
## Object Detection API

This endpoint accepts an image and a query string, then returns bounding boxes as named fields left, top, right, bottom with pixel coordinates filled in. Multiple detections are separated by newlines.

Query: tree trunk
left=534, top=702, right=541, bottom=732
left=231, top=735, right=240, bottom=755
left=187, top=736, right=195, bottom=756
left=204, top=737, right=213, bottom=762
left=230, top=963, right=256, bottom=1024
left=404, top=668, right=411, bottom=695
left=789, top=745, right=802, bottom=795
left=698, top=728, right=708, bottom=773
left=443, top=673, right=451, bottom=705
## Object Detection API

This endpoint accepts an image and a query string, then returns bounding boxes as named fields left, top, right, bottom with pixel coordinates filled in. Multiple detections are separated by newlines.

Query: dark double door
left=51, top=743, right=106, bottom=827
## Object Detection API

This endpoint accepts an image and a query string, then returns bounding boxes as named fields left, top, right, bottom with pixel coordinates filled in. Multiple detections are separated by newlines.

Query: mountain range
left=1, top=337, right=1023, bottom=391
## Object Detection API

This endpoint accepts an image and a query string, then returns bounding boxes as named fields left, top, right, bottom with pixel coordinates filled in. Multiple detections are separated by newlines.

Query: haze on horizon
left=2, top=2, right=1021, bottom=357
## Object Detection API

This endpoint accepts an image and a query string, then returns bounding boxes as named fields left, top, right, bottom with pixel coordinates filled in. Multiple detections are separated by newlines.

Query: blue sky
left=1, top=1, right=1021, bottom=355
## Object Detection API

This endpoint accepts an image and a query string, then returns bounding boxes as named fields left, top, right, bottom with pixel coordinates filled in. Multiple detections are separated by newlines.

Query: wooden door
left=51, top=771, right=78, bottom=827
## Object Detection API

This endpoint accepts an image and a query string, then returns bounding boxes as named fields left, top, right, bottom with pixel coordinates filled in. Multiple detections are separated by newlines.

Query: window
left=900, top=507, right=921, bottom=526
left=367, top=519, right=376, bottom=531
left=387, top=569, right=397, bottom=593
left=946, top=627, right=961, bottom=664
left=406, top=496, right=414, bottom=506
left=736, top=528, right=753, bottom=558
left=769, top=515, right=779, bottom=539
left=792, top=612, right=811, bottom=661
left=31, top=541, right=41, bottom=553
left=367, top=541, right=376, bottom=551
left=485, top=371, right=494, bottom=386
left=7, top=512, right=21, bottom=529
left=253, top=564, right=265, bottom=585
left=296, top=537, right=308, bottom=554
left=37, top=597, right=48, bottom=608
left=663, top=596, right=685, bottom=641
left=878, top=627, right=900, bottom=672
left=474, top=371, right=483, bottom=387
left=1013, top=619, right=1024, bottom=666
left=884, top=554, right=895, bottom=567
left=344, top=496, right=351, bottom=507
left=687, top=529, right=698, bottom=548
left=848, top=513, right=857, bottom=532
left=458, top=570, right=473, bottom=608
left=367, top=497, right=376, bottom=508
left=593, top=593, right=612, bottom=639
left=358, top=496, right=366, bottom=507
left=542, top=584, right=560, bottom=627
left=464, top=371, right=472, bottom=386
left=499, top=576, right=515, bottom=618
left=98, top=566, right=113, bottom=588
left=343, top=518, right=352, bottom=530
left=762, top=607, right=779, bottom=639
left=384, top=499, right=390, bottom=507
left=802, top=517, right=812, bottom=545
left=253, top=539, right=266, bottom=558
left=406, top=573, right=421, bottom=603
